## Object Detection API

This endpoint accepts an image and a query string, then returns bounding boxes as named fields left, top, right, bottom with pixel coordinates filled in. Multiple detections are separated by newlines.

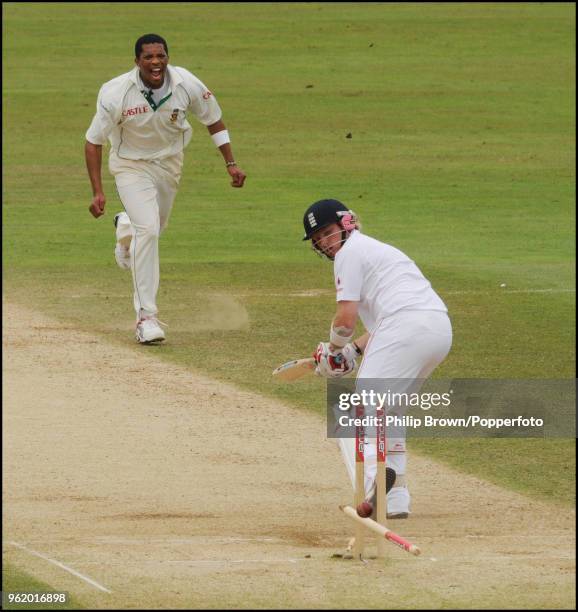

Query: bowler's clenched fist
left=89, top=193, right=106, bottom=218
left=228, top=165, right=246, bottom=188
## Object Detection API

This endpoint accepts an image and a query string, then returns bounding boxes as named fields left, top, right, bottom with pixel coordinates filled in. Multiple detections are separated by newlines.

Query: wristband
left=226, top=161, right=237, bottom=167
left=330, top=325, right=353, bottom=349
left=211, top=130, right=230, bottom=148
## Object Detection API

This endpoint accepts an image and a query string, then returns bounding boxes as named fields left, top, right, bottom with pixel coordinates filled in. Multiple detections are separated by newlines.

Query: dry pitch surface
left=3, top=302, right=575, bottom=609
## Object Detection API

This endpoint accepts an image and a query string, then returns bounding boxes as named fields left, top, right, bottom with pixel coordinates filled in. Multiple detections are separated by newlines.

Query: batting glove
left=341, top=342, right=363, bottom=363
left=313, top=342, right=356, bottom=378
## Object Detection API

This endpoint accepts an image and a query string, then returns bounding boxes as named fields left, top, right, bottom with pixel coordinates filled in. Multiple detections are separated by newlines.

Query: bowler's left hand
left=228, top=165, right=246, bottom=188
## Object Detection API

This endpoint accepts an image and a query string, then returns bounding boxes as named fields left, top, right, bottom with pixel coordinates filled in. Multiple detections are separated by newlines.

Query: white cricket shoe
left=387, top=512, right=409, bottom=520
left=136, top=317, right=166, bottom=344
left=114, top=243, right=131, bottom=270
left=386, top=484, right=410, bottom=519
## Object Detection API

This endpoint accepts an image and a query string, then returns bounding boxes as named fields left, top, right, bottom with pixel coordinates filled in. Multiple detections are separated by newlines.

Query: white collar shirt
left=334, top=231, right=448, bottom=332
left=86, top=65, right=222, bottom=160
left=136, top=72, right=171, bottom=107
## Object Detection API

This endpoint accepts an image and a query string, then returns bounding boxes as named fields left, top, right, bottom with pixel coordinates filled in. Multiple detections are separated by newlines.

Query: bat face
left=272, top=358, right=316, bottom=382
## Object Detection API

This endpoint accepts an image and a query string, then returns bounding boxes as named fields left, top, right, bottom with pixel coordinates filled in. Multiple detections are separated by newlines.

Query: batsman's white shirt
left=334, top=230, right=447, bottom=332
left=86, top=65, right=222, bottom=160
left=334, top=231, right=452, bottom=514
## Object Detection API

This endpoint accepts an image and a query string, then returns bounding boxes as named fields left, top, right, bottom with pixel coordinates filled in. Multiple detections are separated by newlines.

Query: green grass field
left=3, top=1, right=575, bottom=605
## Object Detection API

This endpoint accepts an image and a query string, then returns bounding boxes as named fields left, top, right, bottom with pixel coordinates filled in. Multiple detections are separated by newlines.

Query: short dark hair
left=135, top=34, right=169, bottom=58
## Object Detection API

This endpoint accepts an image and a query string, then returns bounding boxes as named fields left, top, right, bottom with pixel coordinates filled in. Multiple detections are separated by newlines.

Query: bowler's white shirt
left=334, top=231, right=447, bottom=332
left=86, top=65, right=222, bottom=160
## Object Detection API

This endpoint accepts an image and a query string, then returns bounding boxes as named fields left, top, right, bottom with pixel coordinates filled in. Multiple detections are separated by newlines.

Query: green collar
left=142, top=89, right=172, bottom=111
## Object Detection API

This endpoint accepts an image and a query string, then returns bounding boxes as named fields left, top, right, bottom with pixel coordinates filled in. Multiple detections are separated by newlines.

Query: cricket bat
left=272, top=358, right=316, bottom=382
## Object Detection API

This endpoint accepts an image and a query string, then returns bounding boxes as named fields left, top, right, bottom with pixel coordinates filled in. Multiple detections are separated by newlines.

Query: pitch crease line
left=7, top=541, right=112, bottom=593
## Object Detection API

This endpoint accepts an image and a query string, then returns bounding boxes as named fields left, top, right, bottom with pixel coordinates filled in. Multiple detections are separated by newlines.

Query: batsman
left=304, top=199, right=452, bottom=518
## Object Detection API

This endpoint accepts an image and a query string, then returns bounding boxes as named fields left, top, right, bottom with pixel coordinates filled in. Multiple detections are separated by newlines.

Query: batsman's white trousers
left=337, top=309, right=452, bottom=514
left=109, top=151, right=184, bottom=318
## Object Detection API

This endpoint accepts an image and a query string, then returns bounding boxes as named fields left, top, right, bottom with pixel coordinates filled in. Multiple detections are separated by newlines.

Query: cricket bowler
left=304, top=199, right=452, bottom=518
left=85, top=34, right=246, bottom=344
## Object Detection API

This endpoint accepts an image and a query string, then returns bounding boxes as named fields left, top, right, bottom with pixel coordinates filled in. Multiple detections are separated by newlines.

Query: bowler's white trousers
left=337, top=309, right=452, bottom=514
left=109, top=151, right=184, bottom=319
